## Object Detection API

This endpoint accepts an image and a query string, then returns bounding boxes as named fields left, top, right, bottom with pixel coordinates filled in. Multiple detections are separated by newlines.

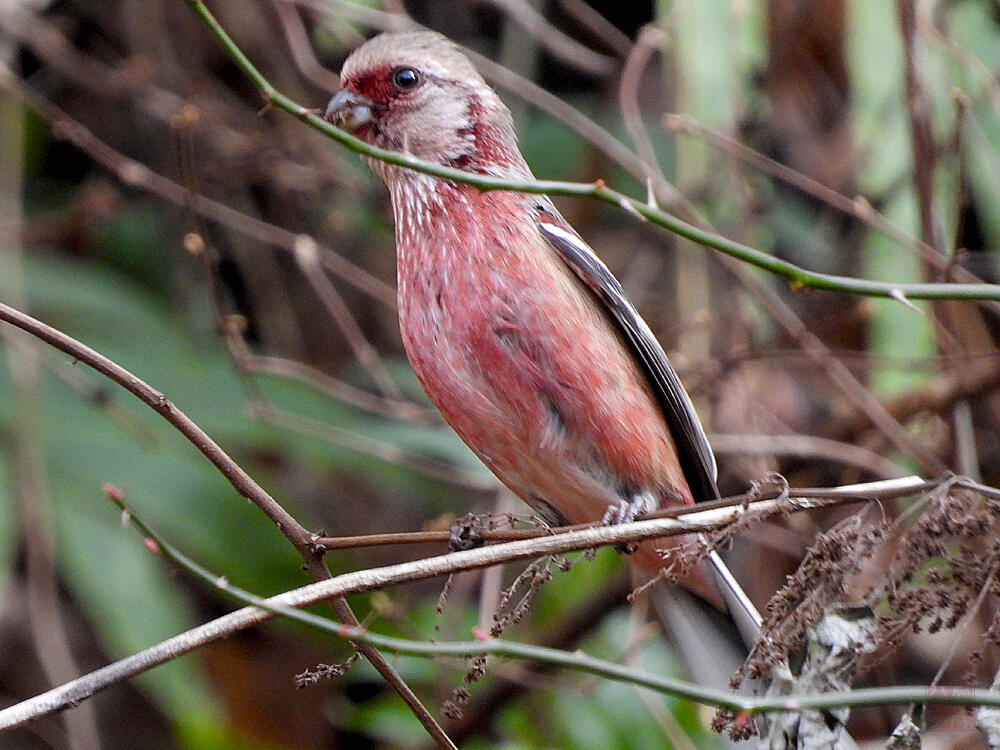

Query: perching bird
left=325, top=30, right=760, bottom=638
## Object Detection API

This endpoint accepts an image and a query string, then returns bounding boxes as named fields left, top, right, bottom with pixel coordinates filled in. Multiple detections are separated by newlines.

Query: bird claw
left=448, top=513, right=484, bottom=552
left=601, top=495, right=657, bottom=554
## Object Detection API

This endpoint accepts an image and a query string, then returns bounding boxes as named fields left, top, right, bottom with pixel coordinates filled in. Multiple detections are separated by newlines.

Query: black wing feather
left=539, top=210, right=767, bottom=638
left=537, top=211, right=720, bottom=503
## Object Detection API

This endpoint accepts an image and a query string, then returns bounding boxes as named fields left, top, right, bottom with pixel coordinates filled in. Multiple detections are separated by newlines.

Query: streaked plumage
left=326, top=31, right=745, bottom=610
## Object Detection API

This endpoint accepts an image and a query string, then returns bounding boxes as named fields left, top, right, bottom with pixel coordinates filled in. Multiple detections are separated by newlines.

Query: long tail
left=707, top=547, right=762, bottom=650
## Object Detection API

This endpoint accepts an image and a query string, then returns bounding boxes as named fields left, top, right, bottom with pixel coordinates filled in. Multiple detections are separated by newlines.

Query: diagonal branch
left=2, top=475, right=999, bottom=732
left=0, top=299, right=457, bottom=750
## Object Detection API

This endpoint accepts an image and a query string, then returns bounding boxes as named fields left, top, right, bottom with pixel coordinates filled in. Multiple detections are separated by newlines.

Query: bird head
left=325, top=31, right=529, bottom=178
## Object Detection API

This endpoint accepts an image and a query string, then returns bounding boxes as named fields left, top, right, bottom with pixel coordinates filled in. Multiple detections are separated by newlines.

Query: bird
left=324, top=30, right=760, bottom=639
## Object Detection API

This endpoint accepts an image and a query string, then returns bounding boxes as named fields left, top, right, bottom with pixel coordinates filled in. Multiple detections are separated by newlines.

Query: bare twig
left=0, top=300, right=456, bottom=750
left=0, top=62, right=396, bottom=308
left=619, top=25, right=666, bottom=197
left=729, top=257, right=948, bottom=475
left=2, top=475, right=998, bottom=732
left=0, top=82, right=103, bottom=750
left=481, top=0, right=617, bottom=77
left=223, top=323, right=431, bottom=421
left=555, top=0, right=633, bottom=57
left=708, top=433, right=911, bottom=479
left=313, top=476, right=935, bottom=551
left=897, top=0, right=943, bottom=254
left=823, top=354, right=1000, bottom=443
left=918, top=10, right=1000, bottom=125
left=248, top=399, right=494, bottom=490
left=272, top=0, right=340, bottom=91
left=291, top=234, right=405, bottom=400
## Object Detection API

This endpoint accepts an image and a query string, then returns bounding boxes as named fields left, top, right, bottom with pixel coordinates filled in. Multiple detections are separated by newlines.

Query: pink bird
left=325, top=31, right=759, bottom=633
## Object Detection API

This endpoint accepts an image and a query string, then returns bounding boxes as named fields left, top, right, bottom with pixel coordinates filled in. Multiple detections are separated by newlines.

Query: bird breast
left=388, top=179, right=693, bottom=527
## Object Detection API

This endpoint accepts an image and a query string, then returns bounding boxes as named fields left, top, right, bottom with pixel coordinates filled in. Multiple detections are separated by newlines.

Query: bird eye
left=390, top=67, right=422, bottom=91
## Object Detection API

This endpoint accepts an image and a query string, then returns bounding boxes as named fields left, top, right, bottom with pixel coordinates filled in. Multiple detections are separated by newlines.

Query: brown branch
left=665, top=116, right=942, bottom=270
left=619, top=25, right=666, bottom=192
left=315, top=477, right=938, bottom=551
left=223, top=321, right=432, bottom=422
left=292, top=235, right=405, bottom=400
left=717, top=252, right=949, bottom=475
left=0, top=56, right=396, bottom=308
left=272, top=0, right=341, bottom=92
left=0, top=87, right=103, bottom=750
left=480, top=0, right=618, bottom=77
left=822, top=354, right=1000, bottom=444
left=248, top=399, right=494, bottom=490
left=708, top=432, right=911, bottom=479
left=555, top=0, right=633, bottom=57
left=0, top=302, right=304, bottom=538
left=0, top=300, right=457, bottom=750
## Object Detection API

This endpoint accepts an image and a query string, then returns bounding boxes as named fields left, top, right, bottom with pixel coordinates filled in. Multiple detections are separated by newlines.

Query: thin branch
left=555, top=0, right=633, bottom=57
left=897, top=0, right=943, bottom=253
left=3, top=476, right=998, bottom=732
left=223, top=324, right=432, bottom=422
left=272, top=0, right=340, bottom=91
left=0, top=299, right=456, bottom=750
left=313, top=477, right=935, bottom=551
left=0, top=302, right=303, bottom=540
left=716, top=251, right=948, bottom=474
left=919, top=9, right=1000, bottom=125
left=619, top=24, right=666, bottom=196
left=0, top=62, right=396, bottom=308
left=708, top=433, right=912, bottom=479
left=183, top=0, right=1000, bottom=302
left=291, top=234, right=405, bottom=400
left=248, top=399, right=495, bottom=490
left=823, top=354, right=1000, bottom=443
left=480, top=0, right=617, bottom=77
left=0, top=6, right=331, bottom=208
left=664, top=112, right=995, bottom=289
left=0, top=83, right=103, bottom=750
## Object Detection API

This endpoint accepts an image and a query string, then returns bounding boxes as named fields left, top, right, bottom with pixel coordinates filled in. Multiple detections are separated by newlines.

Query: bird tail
left=633, top=534, right=763, bottom=652
left=707, top=547, right=763, bottom=650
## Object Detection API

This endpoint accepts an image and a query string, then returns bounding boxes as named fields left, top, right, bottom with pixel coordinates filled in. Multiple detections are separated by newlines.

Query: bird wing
left=535, top=206, right=720, bottom=504
left=537, top=206, right=765, bottom=643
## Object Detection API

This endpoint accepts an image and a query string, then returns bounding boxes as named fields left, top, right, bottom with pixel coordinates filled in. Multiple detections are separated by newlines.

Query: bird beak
left=324, top=88, right=374, bottom=132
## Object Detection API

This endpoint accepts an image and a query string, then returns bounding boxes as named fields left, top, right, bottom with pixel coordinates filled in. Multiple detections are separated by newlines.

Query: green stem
left=183, top=0, right=1000, bottom=303
left=114, top=484, right=1000, bottom=715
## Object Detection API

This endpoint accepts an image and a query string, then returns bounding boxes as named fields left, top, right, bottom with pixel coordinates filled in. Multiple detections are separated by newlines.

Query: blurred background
left=1, top=0, right=1000, bottom=748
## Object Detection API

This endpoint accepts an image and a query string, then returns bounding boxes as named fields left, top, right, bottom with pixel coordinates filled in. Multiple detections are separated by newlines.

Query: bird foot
left=601, top=494, right=657, bottom=554
left=448, top=513, right=484, bottom=551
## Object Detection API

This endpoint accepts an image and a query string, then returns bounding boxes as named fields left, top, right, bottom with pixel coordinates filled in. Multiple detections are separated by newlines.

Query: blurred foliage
left=1, top=0, right=1000, bottom=748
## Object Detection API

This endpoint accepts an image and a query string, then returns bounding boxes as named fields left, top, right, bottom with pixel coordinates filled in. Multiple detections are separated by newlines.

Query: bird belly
left=396, top=220, right=690, bottom=529
left=394, top=206, right=718, bottom=597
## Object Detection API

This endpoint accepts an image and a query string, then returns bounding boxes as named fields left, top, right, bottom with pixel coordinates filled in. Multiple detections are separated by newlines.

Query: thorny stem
left=180, top=0, right=1000, bottom=303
